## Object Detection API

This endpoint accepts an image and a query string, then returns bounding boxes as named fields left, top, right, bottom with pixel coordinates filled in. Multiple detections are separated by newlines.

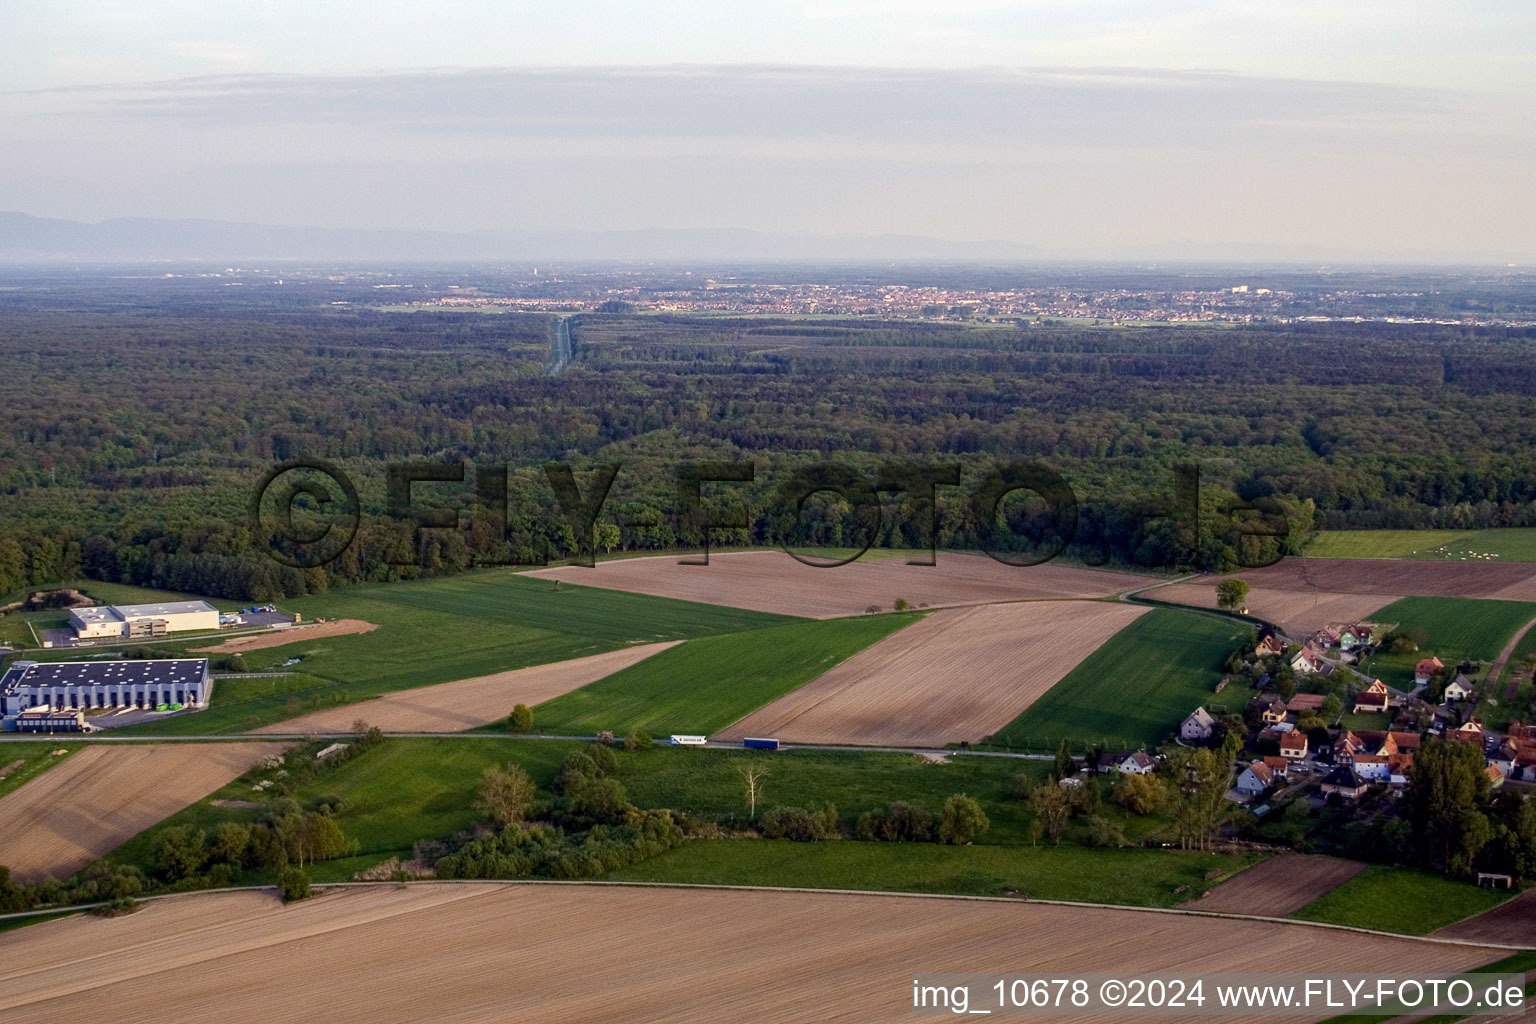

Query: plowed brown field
left=190, top=619, right=377, bottom=653
left=717, top=601, right=1146, bottom=746
left=0, top=743, right=284, bottom=882
left=1196, top=856, right=1367, bottom=917
left=254, top=642, right=680, bottom=734
left=1434, top=890, right=1536, bottom=946
left=1151, top=582, right=1397, bottom=635
left=1184, top=559, right=1536, bottom=603
left=527, top=551, right=1142, bottom=618
left=0, top=884, right=1500, bottom=1024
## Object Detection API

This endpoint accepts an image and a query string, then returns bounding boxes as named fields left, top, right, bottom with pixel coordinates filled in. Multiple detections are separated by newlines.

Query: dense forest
left=1, top=271, right=1535, bottom=599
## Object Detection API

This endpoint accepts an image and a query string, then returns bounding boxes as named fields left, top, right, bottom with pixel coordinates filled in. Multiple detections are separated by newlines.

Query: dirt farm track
left=527, top=550, right=1142, bottom=618
left=717, top=601, right=1146, bottom=747
left=0, top=885, right=1502, bottom=1024
left=0, top=743, right=283, bottom=882
left=255, top=642, right=680, bottom=734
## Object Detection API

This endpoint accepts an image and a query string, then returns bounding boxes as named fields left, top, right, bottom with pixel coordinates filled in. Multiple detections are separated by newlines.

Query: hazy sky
left=5, top=1, right=1534, bottom=260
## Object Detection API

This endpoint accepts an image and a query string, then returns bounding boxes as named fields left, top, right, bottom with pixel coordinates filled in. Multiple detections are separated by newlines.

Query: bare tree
left=736, top=761, right=771, bottom=820
left=476, top=764, right=536, bottom=826
left=1029, top=783, right=1074, bottom=844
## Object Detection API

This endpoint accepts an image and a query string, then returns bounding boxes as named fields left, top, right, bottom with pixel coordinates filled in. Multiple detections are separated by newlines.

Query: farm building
left=0, top=658, right=212, bottom=721
left=68, top=600, right=219, bottom=640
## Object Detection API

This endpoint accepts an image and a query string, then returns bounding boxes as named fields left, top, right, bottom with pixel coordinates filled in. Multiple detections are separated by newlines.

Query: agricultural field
left=1189, top=558, right=1536, bottom=603
left=1290, top=865, right=1518, bottom=935
left=716, top=600, right=1147, bottom=747
left=0, top=884, right=1502, bottom=1024
left=990, top=607, right=1251, bottom=752
left=256, top=642, right=681, bottom=734
left=106, top=737, right=584, bottom=875
left=1434, top=890, right=1536, bottom=947
left=1306, top=529, right=1536, bottom=563
left=1356, top=596, right=1536, bottom=691
left=1149, top=580, right=1394, bottom=636
left=609, top=838, right=1255, bottom=907
left=1194, top=855, right=1366, bottom=917
left=1304, top=530, right=1482, bottom=560
left=527, top=549, right=1142, bottom=619
left=114, top=571, right=794, bottom=735
left=0, top=743, right=285, bottom=882
left=190, top=618, right=377, bottom=653
left=529, top=614, right=918, bottom=737
left=0, top=745, right=76, bottom=802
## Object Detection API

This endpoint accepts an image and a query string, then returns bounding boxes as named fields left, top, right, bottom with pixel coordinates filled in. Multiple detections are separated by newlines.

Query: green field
left=529, top=613, right=919, bottom=736
left=0, top=744, right=79, bottom=801
left=606, top=840, right=1260, bottom=908
left=1290, top=865, right=1516, bottom=934
left=114, top=572, right=797, bottom=734
left=1357, top=596, right=1536, bottom=691
left=106, top=737, right=588, bottom=874
left=990, top=607, right=1251, bottom=752
left=1305, top=529, right=1536, bottom=562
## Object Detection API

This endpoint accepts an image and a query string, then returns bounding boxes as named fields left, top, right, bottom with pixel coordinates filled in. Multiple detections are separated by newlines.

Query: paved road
left=546, top=315, right=573, bottom=375
left=0, top=730, right=1051, bottom=760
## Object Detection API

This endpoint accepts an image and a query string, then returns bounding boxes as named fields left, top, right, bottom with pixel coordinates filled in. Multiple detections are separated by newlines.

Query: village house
left=1235, top=760, right=1274, bottom=797
left=1321, top=765, right=1369, bottom=803
left=1450, top=718, right=1486, bottom=749
left=1443, top=674, right=1474, bottom=702
left=1494, top=723, right=1536, bottom=781
left=1352, top=752, right=1390, bottom=781
left=1110, top=750, right=1157, bottom=775
left=1291, top=645, right=1327, bottom=675
left=1261, top=700, right=1289, bottom=725
left=1310, top=625, right=1342, bottom=649
left=1285, top=693, right=1326, bottom=713
left=1353, top=679, right=1390, bottom=715
left=1180, top=707, right=1216, bottom=742
left=1256, top=634, right=1285, bottom=658
left=1278, top=730, right=1308, bottom=762
left=1339, top=624, right=1374, bottom=652
left=1414, top=657, right=1444, bottom=686
left=1262, top=755, right=1291, bottom=779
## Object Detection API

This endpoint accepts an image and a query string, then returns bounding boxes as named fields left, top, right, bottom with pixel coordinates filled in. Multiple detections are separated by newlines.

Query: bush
left=855, top=801, right=935, bottom=842
left=1115, top=773, right=1167, bottom=815
left=1085, top=816, right=1128, bottom=848
left=507, top=704, right=534, bottom=733
left=566, top=775, right=631, bottom=824
left=153, top=826, right=208, bottom=881
left=938, top=794, right=990, bottom=845
left=586, top=743, right=619, bottom=776
left=1009, top=772, right=1033, bottom=801
left=760, top=804, right=839, bottom=841
left=624, top=729, right=652, bottom=752
left=276, top=866, right=312, bottom=903
left=92, top=895, right=138, bottom=918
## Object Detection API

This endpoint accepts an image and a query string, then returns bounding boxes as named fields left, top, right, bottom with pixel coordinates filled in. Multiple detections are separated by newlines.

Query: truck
left=742, top=737, right=780, bottom=751
left=669, top=734, right=707, bottom=747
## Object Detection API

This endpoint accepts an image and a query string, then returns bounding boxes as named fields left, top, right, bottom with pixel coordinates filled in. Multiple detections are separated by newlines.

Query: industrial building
left=14, top=707, right=89, bottom=733
left=68, top=600, right=220, bottom=640
left=0, top=658, right=213, bottom=724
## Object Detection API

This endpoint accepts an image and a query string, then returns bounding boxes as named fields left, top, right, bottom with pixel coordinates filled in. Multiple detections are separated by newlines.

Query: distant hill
left=0, top=212, right=1039, bottom=263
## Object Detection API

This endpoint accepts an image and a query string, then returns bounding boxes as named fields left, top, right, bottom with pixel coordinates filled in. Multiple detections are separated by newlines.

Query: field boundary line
left=3, top=879, right=1530, bottom=951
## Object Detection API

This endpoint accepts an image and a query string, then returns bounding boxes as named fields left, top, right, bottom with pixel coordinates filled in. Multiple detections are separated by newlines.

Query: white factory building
left=0, top=658, right=213, bottom=720
left=68, top=600, right=220, bottom=640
